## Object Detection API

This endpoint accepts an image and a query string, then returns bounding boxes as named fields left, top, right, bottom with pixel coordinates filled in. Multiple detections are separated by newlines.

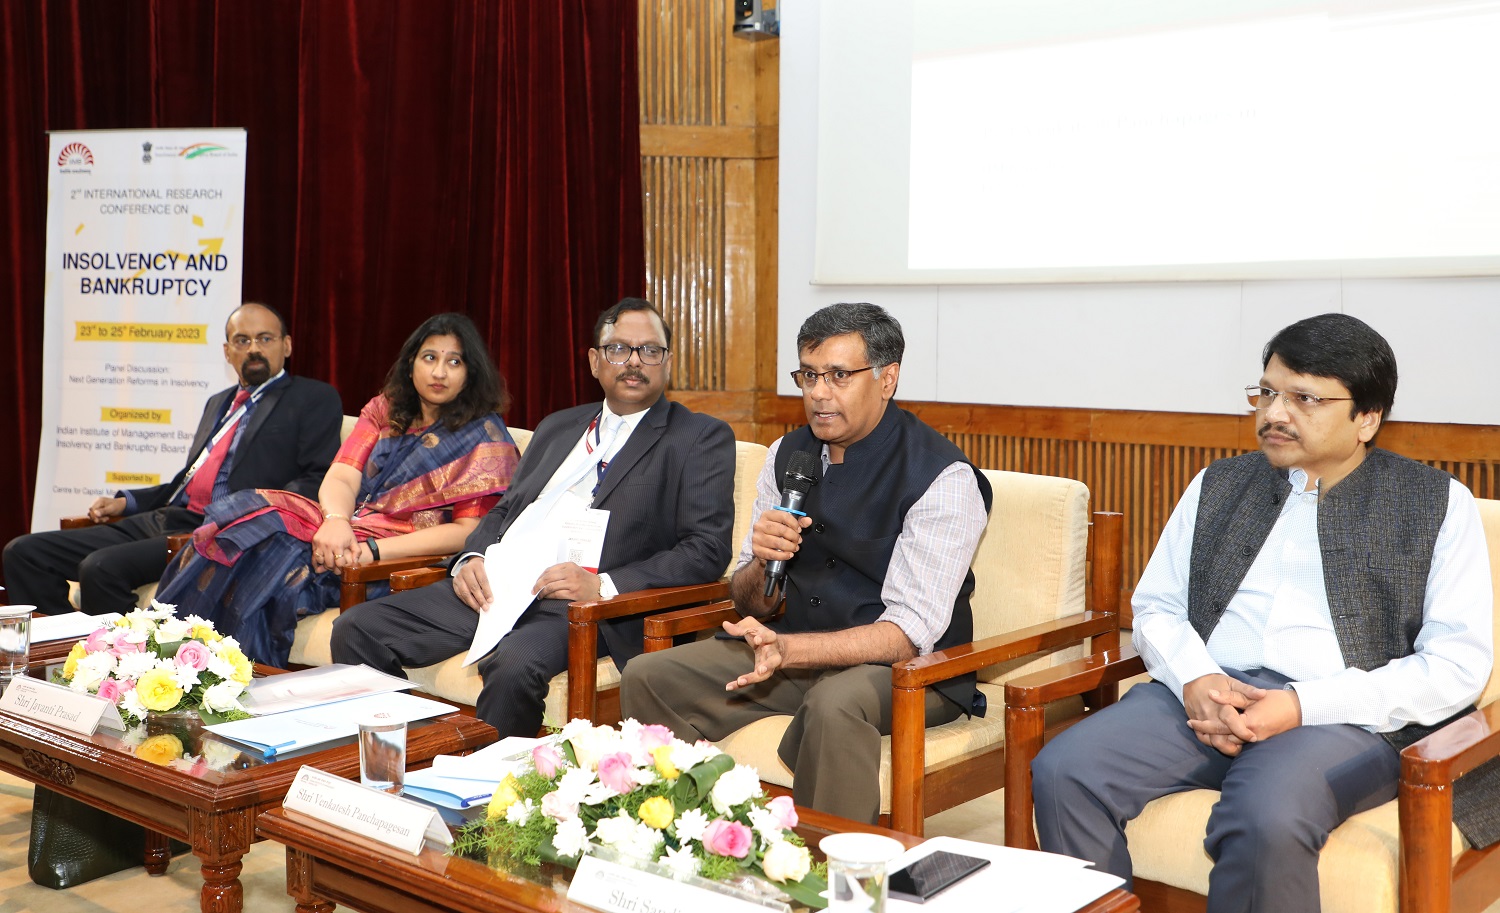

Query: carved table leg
left=199, top=857, right=244, bottom=913
left=144, top=828, right=172, bottom=875
left=287, top=846, right=338, bottom=913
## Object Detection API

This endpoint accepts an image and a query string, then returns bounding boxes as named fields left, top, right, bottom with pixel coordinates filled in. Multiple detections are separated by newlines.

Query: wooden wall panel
left=641, top=155, right=725, bottom=390
left=638, top=0, right=725, bottom=126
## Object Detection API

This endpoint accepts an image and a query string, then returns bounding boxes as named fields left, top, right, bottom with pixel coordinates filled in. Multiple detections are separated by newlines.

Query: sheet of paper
left=463, top=536, right=555, bottom=666
left=30, top=611, right=121, bottom=643
left=206, top=691, right=450, bottom=757
left=428, top=734, right=555, bottom=781
left=402, top=768, right=498, bottom=809
left=886, top=836, right=1122, bottom=913
left=241, top=662, right=416, bottom=716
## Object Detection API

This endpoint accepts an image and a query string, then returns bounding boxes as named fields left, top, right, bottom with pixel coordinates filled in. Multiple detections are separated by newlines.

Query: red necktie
left=183, top=388, right=252, bottom=513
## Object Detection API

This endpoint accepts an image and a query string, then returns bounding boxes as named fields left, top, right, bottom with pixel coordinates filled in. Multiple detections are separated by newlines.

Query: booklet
left=31, top=611, right=121, bottom=644
left=241, top=663, right=417, bottom=716
left=206, top=691, right=450, bottom=757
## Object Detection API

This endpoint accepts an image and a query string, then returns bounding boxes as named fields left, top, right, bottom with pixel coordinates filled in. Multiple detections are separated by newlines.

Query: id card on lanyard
left=559, top=509, right=610, bottom=573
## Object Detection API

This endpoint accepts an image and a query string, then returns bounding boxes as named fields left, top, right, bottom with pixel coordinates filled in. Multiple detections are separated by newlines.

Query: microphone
left=764, top=450, right=820, bottom=598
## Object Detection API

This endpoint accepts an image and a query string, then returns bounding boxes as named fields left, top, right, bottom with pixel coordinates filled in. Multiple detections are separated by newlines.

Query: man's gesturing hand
left=723, top=616, right=789, bottom=691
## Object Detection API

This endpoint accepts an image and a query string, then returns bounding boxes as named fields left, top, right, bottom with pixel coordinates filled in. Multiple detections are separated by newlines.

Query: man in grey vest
left=1032, top=313, right=1497, bottom=913
left=622, top=302, right=992, bottom=824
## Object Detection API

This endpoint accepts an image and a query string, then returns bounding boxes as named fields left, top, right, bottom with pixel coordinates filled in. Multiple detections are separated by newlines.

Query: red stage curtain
left=0, top=1, right=643, bottom=555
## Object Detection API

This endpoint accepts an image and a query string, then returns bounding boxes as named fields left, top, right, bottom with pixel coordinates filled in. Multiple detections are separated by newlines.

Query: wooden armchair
left=343, top=439, right=772, bottom=727
left=1002, top=496, right=1500, bottom=913
left=640, top=468, right=1126, bottom=836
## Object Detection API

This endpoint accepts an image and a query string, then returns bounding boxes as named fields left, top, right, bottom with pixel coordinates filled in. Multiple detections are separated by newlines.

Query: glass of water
left=358, top=712, right=407, bottom=793
left=819, top=832, right=907, bottom=913
left=0, top=605, right=33, bottom=690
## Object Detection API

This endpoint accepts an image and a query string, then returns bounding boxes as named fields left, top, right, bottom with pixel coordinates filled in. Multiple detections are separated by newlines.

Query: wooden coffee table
left=0, top=658, right=494, bottom=913
left=257, top=804, right=1140, bottom=913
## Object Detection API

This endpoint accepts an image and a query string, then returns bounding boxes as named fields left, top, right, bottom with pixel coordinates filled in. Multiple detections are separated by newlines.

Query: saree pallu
left=156, top=404, right=518, bottom=667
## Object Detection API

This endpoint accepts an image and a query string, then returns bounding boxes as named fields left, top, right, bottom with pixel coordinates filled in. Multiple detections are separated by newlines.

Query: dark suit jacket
left=128, top=374, right=345, bottom=513
left=460, top=395, right=736, bottom=664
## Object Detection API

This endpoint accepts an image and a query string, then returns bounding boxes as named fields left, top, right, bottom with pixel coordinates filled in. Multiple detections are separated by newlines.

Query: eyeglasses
left=1244, top=385, right=1353, bottom=413
left=228, top=333, right=281, bottom=350
left=597, top=343, right=669, bottom=365
left=790, top=366, right=878, bottom=390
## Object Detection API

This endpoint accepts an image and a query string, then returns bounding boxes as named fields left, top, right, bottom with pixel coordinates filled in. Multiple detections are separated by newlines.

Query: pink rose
left=597, top=752, right=637, bottom=795
left=702, top=819, right=753, bottom=858
left=638, top=724, right=674, bottom=751
left=84, top=628, right=112, bottom=653
left=96, top=678, right=122, bottom=702
left=113, top=638, right=145, bottom=656
left=175, top=641, right=211, bottom=671
left=540, top=790, right=577, bottom=821
left=767, top=795, right=799, bottom=830
left=532, top=743, right=564, bottom=779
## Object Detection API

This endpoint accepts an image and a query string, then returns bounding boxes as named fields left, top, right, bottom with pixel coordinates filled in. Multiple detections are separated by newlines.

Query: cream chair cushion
left=1117, top=497, right=1500, bottom=912
left=712, top=469, right=1092, bottom=814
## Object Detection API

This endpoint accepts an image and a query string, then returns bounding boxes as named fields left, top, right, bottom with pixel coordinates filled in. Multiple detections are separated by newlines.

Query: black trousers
left=329, top=578, right=602, bottom=737
left=2, top=507, right=201, bottom=615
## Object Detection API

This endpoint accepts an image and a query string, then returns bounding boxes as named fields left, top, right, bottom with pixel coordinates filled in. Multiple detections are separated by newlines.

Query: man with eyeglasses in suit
left=331, top=297, right=736, bottom=739
left=622, top=301, right=992, bottom=824
left=1030, top=313, right=1500, bottom=913
left=3, top=302, right=343, bottom=615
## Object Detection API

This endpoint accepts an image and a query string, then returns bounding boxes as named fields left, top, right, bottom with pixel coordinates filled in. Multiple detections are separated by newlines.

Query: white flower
left=673, top=807, right=710, bottom=843
left=668, top=739, right=719, bottom=773
left=558, top=717, right=594, bottom=742
left=148, top=599, right=178, bottom=614
left=571, top=724, right=622, bottom=770
left=661, top=844, right=700, bottom=879
left=119, top=688, right=147, bottom=722
left=201, top=680, right=245, bottom=713
left=216, top=634, right=242, bottom=653
left=627, top=822, right=664, bottom=860
left=761, top=840, right=812, bottom=884
left=748, top=806, right=786, bottom=844
left=119, top=627, right=151, bottom=648
left=156, top=617, right=193, bottom=642
left=553, top=817, right=588, bottom=858
left=116, top=651, right=160, bottom=680
left=183, top=614, right=211, bottom=629
left=710, top=764, right=763, bottom=815
left=554, top=766, right=597, bottom=806
left=593, top=810, right=638, bottom=849
left=171, top=663, right=203, bottom=691
left=72, top=651, right=117, bottom=692
left=504, top=798, right=535, bottom=826
left=204, top=651, right=238, bottom=682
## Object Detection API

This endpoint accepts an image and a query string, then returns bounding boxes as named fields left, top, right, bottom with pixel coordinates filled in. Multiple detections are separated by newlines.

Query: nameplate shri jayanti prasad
left=0, top=676, right=125, bottom=735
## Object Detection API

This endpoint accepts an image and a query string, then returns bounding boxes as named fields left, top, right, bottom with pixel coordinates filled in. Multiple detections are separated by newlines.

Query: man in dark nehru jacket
left=622, top=301, right=993, bottom=824
left=1031, top=313, right=1499, bottom=913
left=332, top=297, right=736, bottom=738
left=3, top=302, right=343, bottom=615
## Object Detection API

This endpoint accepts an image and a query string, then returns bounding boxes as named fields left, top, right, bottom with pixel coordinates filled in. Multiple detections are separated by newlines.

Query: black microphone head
left=783, top=450, right=820, bottom=494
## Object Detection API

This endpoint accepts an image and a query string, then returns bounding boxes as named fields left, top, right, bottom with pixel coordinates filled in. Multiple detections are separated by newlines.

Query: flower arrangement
left=454, top=718, right=828, bottom=909
left=56, top=601, right=254, bottom=726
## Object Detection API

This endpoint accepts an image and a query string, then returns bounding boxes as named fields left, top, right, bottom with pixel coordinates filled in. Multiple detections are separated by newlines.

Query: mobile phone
left=887, top=849, right=991, bottom=903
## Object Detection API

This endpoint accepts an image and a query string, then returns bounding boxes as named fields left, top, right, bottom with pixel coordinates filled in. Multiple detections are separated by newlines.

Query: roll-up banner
left=33, top=128, right=247, bottom=531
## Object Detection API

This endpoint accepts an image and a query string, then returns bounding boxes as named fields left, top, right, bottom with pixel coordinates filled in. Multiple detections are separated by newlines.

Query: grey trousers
left=1031, top=668, right=1400, bottom=913
left=620, top=636, right=962, bottom=824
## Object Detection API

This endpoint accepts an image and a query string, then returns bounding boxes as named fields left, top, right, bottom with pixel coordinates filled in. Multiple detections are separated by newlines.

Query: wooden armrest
left=59, top=515, right=93, bottom=530
left=1403, top=699, right=1500, bottom=785
left=892, top=611, right=1118, bottom=690
left=391, top=566, right=448, bottom=592
left=567, top=582, right=729, bottom=624
left=166, top=533, right=191, bottom=559
left=340, top=554, right=451, bottom=584
left=641, top=600, right=743, bottom=651
left=1004, top=649, right=1147, bottom=706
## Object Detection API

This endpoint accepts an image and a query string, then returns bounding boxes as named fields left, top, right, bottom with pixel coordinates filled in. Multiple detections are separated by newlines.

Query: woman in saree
left=156, top=312, right=520, bottom=667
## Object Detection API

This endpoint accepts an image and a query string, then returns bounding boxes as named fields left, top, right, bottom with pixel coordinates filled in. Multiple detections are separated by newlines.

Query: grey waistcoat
left=1186, top=448, right=1500, bottom=847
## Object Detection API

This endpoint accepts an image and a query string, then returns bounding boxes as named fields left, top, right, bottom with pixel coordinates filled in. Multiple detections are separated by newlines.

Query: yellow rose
left=63, top=641, right=88, bottom=680
left=487, top=773, right=522, bottom=819
left=652, top=745, right=679, bottom=780
left=135, top=734, right=185, bottom=765
left=135, top=668, right=185, bottom=712
left=638, top=796, right=675, bottom=830
left=191, top=625, right=222, bottom=643
left=219, top=646, right=253, bottom=684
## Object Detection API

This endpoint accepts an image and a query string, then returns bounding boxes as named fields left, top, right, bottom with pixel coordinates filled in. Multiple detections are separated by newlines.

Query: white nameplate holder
left=0, top=676, right=125, bottom=735
left=284, top=765, right=451, bottom=856
left=568, top=851, right=783, bottom=913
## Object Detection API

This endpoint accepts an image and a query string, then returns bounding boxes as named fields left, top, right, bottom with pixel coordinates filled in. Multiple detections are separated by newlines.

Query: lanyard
left=178, top=375, right=280, bottom=488
left=583, top=411, right=622, bottom=498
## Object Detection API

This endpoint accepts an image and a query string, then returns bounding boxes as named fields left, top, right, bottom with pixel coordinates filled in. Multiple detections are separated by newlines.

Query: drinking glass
left=358, top=712, right=406, bottom=793
left=0, top=605, right=34, bottom=690
left=818, top=832, right=907, bottom=913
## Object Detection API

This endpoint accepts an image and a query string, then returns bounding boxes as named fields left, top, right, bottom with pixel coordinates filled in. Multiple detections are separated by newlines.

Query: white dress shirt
left=1132, top=467, right=1493, bottom=733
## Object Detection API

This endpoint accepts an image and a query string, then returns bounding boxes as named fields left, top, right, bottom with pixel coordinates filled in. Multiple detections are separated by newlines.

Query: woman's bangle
left=366, top=538, right=381, bottom=560
left=323, top=512, right=350, bottom=522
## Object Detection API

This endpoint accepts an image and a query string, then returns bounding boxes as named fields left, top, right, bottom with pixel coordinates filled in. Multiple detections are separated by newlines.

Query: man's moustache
left=1259, top=422, right=1298, bottom=440
left=619, top=370, right=646, bottom=382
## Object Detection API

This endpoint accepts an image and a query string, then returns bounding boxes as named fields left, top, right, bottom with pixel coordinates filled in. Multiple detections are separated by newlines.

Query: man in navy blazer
left=331, top=298, right=736, bottom=737
left=3, top=303, right=343, bottom=615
